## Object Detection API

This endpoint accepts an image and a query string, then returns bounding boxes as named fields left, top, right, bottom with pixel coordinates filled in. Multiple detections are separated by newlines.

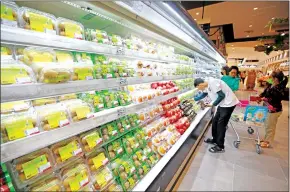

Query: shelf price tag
left=119, top=78, right=128, bottom=86
left=117, top=107, right=126, bottom=118
left=116, top=46, right=125, bottom=55
left=132, top=1, right=144, bottom=13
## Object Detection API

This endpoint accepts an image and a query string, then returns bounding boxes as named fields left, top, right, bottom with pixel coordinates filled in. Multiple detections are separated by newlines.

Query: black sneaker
left=209, top=145, right=225, bottom=153
left=204, top=138, right=216, bottom=145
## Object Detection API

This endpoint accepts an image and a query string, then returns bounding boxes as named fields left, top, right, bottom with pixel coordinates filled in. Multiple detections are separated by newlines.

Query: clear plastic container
left=1, top=111, right=39, bottom=143
left=57, top=17, right=84, bottom=40
left=1, top=1, right=18, bottom=27
left=74, top=52, right=93, bottom=65
left=11, top=148, right=54, bottom=186
left=100, top=122, right=119, bottom=142
left=102, top=91, right=119, bottom=109
left=23, top=47, right=56, bottom=65
left=57, top=93, right=77, bottom=102
left=110, top=156, right=136, bottom=181
left=91, top=166, right=114, bottom=191
left=18, top=7, right=57, bottom=34
left=62, top=99, right=94, bottom=122
left=86, top=29, right=109, bottom=44
left=122, top=133, right=140, bottom=155
left=50, top=137, right=83, bottom=166
left=14, top=45, right=26, bottom=62
left=35, top=103, right=71, bottom=131
left=86, top=148, right=109, bottom=173
left=109, top=34, right=122, bottom=46
left=1, top=63, right=35, bottom=85
left=26, top=173, right=63, bottom=192
left=80, top=130, right=103, bottom=153
left=119, top=172, right=139, bottom=191
left=103, top=179, right=122, bottom=191
left=1, top=45, right=14, bottom=61
left=32, top=97, right=57, bottom=107
left=1, top=100, right=32, bottom=114
left=60, top=159, right=91, bottom=191
left=71, top=64, right=95, bottom=81
left=55, top=50, right=74, bottom=64
left=106, top=139, right=124, bottom=160
left=38, top=64, right=72, bottom=83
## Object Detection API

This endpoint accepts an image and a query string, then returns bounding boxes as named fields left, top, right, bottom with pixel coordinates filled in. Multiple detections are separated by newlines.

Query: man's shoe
left=209, top=145, right=225, bottom=153
left=204, top=138, right=216, bottom=145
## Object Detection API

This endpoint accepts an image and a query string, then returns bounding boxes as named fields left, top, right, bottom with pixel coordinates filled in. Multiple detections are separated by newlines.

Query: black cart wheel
left=247, top=127, right=254, bottom=134
left=256, top=144, right=262, bottom=154
left=233, top=141, right=240, bottom=148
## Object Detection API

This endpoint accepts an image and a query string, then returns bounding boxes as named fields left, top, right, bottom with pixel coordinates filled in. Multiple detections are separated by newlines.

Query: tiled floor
left=178, top=88, right=289, bottom=191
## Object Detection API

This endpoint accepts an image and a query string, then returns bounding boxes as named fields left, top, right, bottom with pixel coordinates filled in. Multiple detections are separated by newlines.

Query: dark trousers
left=212, top=105, right=236, bottom=149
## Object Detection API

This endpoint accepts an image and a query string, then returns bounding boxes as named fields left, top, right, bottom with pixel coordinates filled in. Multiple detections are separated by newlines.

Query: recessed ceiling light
left=267, top=45, right=270, bottom=48
left=231, top=45, right=234, bottom=47
left=246, top=35, right=250, bottom=37
left=281, top=33, right=285, bottom=36
left=232, top=48, right=235, bottom=49
left=253, top=7, right=258, bottom=10
left=272, top=17, right=275, bottom=20
left=249, top=25, right=253, bottom=27
left=255, top=44, right=258, bottom=46
left=196, top=12, right=199, bottom=15
left=194, top=19, right=197, bottom=21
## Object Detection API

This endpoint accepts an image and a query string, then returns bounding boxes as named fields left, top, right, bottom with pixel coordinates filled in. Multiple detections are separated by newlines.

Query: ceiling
left=185, top=1, right=289, bottom=65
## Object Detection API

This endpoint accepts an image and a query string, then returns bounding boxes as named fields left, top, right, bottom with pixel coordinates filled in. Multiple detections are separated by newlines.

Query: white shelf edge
left=1, top=25, right=192, bottom=65
left=0, top=88, right=191, bottom=163
left=132, top=107, right=211, bottom=191
left=1, top=75, right=190, bottom=103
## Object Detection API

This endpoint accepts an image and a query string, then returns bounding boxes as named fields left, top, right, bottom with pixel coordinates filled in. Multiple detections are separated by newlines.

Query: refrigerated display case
left=1, top=1, right=225, bottom=191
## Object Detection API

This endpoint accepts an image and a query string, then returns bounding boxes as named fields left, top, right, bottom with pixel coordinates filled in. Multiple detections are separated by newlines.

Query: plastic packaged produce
left=55, top=50, right=74, bottom=63
left=115, top=117, right=131, bottom=133
left=120, top=173, right=139, bottom=191
left=102, top=90, right=119, bottom=108
left=86, top=29, right=109, bottom=44
left=106, top=139, right=124, bottom=160
left=38, top=65, right=71, bottom=83
left=32, top=97, right=57, bottom=106
left=78, top=91, right=105, bottom=112
left=50, top=137, right=83, bottom=166
left=100, top=122, right=119, bottom=142
left=1, top=45, right=13, bottom=59
left=103, top=180, right=122, bottom=191
left=127, top=114, right=140, bottom=128
left=57, top=93, right=77, bottom=101
left=18, top=7, right=56, bottom=34
left=92, top=166, right=114, bottom=191
left=74, top=52, right=93, bottom=65
left=1, top=111, right=39, bottom=143
left=60, top=159, right=90, bottom=191
left=116, top=91, right=131, bottom=106
left=11, top=148, right=54, bottom=186
left=57, top=17, right=84, bottom=40
left=1, top=63, right=35, bottom=85
left=111, top=157, right=136, bottom=179
left=71, top=64, right=95, bottom=81
left=86, top=148, right=109, bottom=173
left=1, top=100, right=31, bottom=114
left=35, top=104, right=70, bottom=131
left=26, top=174, right=63, bottom=191
left=122, top=133, right=140, bottom=155
left=1, top=1, right=18, bottom=27
left=63, top=99, right=94, bottom=122
left=80, top=130, right=103, bottom=153
left=23, top=47, right=56, bottom=65
left=134, top=129, right=147, bottom=146
left=109, top=34, right=122, bottom=46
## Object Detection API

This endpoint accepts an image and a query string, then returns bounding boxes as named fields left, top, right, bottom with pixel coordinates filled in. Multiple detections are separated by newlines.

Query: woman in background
left=240, top=71, right=246, bottom=84
left=221, top=66, right=240, bottom=92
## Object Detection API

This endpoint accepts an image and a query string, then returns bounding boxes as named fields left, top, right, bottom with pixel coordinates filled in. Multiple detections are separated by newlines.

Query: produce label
left=47, top=111, right=68, bottom=128
left=56, top=52, right=73, bottom=63
left=95, top=169, right=113, bottom=188
left=92, top=153, right=107, bottom=170
left=1, top=68, right=29, bottom=85
left=69, top=171, right=88, bottom=191
left=142, top=165, right=149, bottom=173
left=64, top=23, right=82, bottom=38
left=136, top=151, right=143, bottom=160
left=32, top=53, right=54, bottom=63
left=29, top=12, right=54, bottom=32
left=1, top=5, right=13, bottom=21
left=128, top=177, right=135, bottom=187
left=122, top=161, right=131, bottom=174
left=58, top=141, right=80, bottom=161
left=75, top=106, right=90, bottom=119
left=6, top=118, right=34, bottom=140
left=2, top=101, right=27, bottom=112
left=22, top=155, right=50, bottom=179
left=85, top=132, right=101, bottom=149
left=75, top=68, right=93, bottom=80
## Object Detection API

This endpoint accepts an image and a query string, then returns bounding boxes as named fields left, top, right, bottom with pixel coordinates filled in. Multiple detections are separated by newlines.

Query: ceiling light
left=262, top=33, right=264, bottom=35
left=281, top=33, right=285, bottom=36
left=249, top=25, right=252, bottom=27
left=232, top=48, right=235, bottom=49
left=246, top=35, right=250, bottom=37
left=196, top=12, right=199, bottom=15
left=194, top=19, right=197, bottom=21
left=253, top=7, right=258, bottom=10
left=272, top=17, right=275, bottom=20
left=267, top=45, right=270, bottom=48
left=231, top=45, right=234, bottom=47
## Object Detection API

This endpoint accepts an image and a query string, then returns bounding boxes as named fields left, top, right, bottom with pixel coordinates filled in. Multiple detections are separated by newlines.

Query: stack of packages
left=0, top=164, right=16, bottom=192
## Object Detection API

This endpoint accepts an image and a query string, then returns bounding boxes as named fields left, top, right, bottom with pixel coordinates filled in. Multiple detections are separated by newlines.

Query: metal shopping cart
left=229, top=93, right=269, bottom=154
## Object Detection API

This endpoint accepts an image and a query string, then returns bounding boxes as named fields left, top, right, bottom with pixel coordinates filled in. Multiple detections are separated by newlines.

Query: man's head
left=229, top=66, right=239, bottom=78
left=194, top=78, right=208, bottom=90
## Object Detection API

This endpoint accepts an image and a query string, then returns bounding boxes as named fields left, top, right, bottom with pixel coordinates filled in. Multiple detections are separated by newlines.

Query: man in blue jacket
left=194, top=77, right=239, bottom=153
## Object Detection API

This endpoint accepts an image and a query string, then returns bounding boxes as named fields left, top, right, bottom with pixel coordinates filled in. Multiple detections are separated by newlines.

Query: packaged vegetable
left=122, top=133, right=140, bottom=155
left=26, top=173, right=63, bottom=192
left=127, top=113, right=140, bottom=128
left=77, top=91, right=105, bottom=112
left=23, top=47, right=56, bottom=65
left=100, top=122, right=119, bottom=142
left=15, top=45, right=26, bottom=62
left=92, top=166, right=114, bottom=191
left=103, top=180, right=122, bottom=192
left=55, top=50, right=74, bottom=64
left=120, top=173, right=139, bottom=191
left=57, top=17, right=84, bottom=40
left=1, top=45, right=14, bottom=61
left=1, top=63, right=35, bottom=85
left=18, top=7, right=56, bottom=34
left=1, top=100, right=32, bottom=114
left=50, top=137, right=83, bottom=166
left=35, top=104, right=70, bottom=131
left=100, top=63, right=114, bottom=79
left=106, top=139, right=124, bottom=160
left=71, top=64, right=95, bottom=81
left=1, top=111, right=39, bottom=143
left=86, top=148, right=109, bottom=173
left=109, top=34, right=122, bottom=46
left=102, top=90, right=119, bottom=108
left=1, top=1, right=18, bottom=27
left=136, top=162, right=150, bottom=179
left=60, top=159, right=90, bottom=191
left=38, top=65, right=71, bottom=83
left=12, top=148, right=54, bottom=186
left=86, top=29, right=109, bottom=44
left=116, top=91, right=131, bottom=106
left=57, top=93, right=77, bottom=101
left=80, top=130, right=103, bottom=153
left=63, top=99, right=94, bottom=122
left=134, top=129, right=147, bottom=146
left=111, top=156, right=136, bottom=180
left=74, top=52, right=93, bottom=65
left=115, top=117, right=130, bottom=133
left=32, top=97, right=57, bottom=106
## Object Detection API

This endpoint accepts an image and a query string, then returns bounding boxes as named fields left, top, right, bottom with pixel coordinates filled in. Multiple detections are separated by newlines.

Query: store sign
left=199, top=23, right=210, bottom=35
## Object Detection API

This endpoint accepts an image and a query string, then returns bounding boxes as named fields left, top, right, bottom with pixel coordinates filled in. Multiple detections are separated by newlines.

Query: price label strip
left=119, top=78, right=128, bottom=86
left=116, top=46, right=125, bottom=55
left=117, top=107, right=126, bottom=118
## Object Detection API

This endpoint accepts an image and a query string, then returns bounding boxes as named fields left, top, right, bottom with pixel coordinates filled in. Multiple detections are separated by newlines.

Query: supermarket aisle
left=178, top=90, right=289, bottom=191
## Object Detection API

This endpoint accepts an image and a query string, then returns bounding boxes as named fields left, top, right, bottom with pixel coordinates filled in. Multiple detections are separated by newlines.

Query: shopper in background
left=240, top=71, right=246, bottom=84
left=246, top=70, right=256, bottom=90
left=258, top=71, right=285, bottom=148
left=193, top=77, right=239, bottom=153
left=221, top=66, right=240, bottom=92
left=221, top=66, right=230, bottom=76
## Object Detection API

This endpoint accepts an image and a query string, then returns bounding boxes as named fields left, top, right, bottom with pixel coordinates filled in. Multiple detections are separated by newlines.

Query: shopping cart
left=229, top=94, right=269, bottom=154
